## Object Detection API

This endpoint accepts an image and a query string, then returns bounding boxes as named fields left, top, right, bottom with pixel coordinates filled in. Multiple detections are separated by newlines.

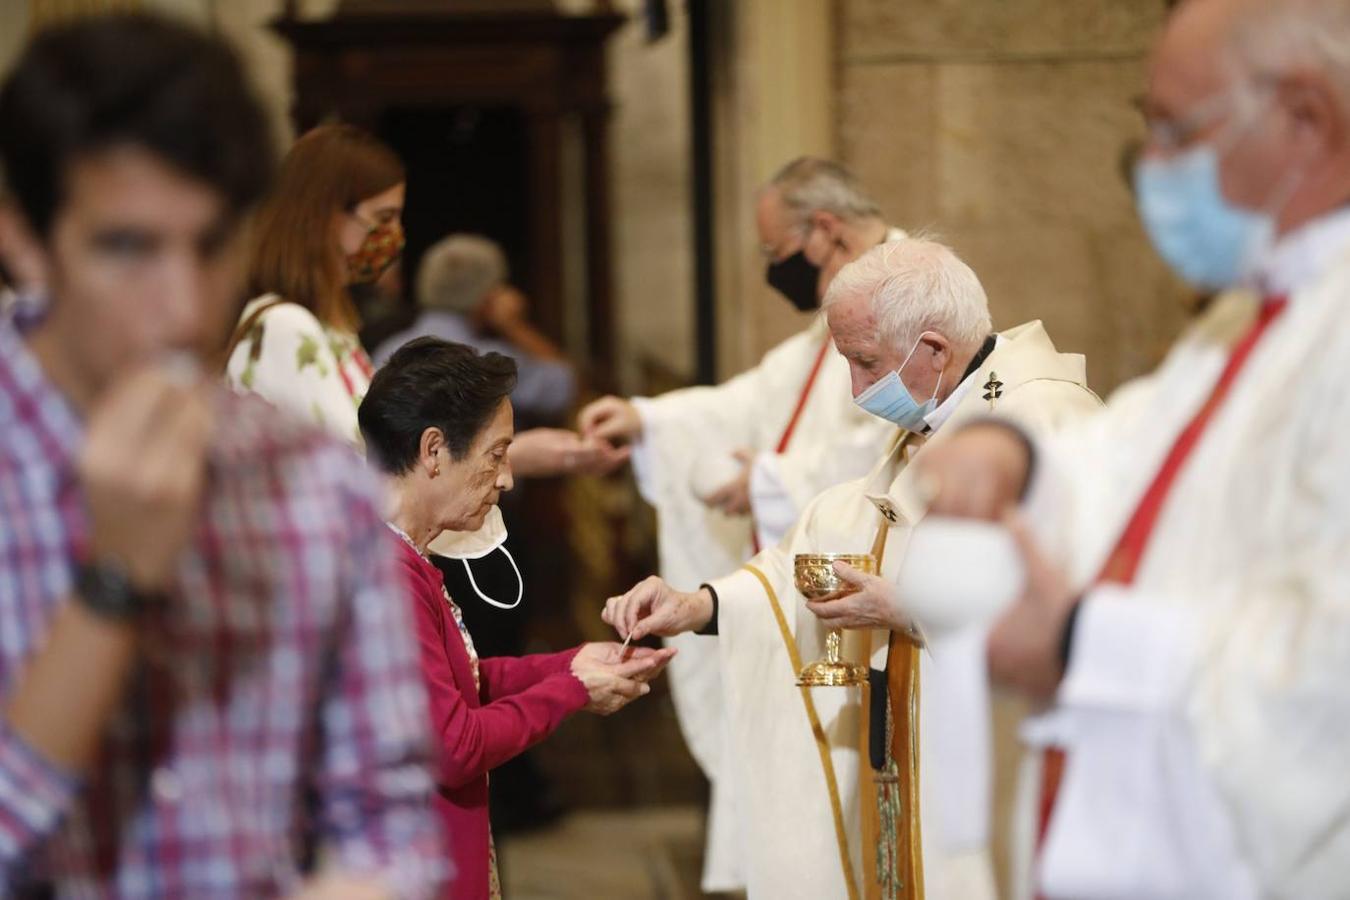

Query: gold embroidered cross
left=982, top=372, right=1004, bottom=409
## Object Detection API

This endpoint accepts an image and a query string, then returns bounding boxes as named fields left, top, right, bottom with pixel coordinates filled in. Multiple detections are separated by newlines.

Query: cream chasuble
left=709, top=322, right=1100, bottom=899
left=630, top=231, right=904, bottom=891
left=1011, top=211, right=1350, bottom=899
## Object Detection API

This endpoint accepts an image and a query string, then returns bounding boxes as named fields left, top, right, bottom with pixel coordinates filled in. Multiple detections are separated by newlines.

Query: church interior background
left=0, top=1, right=1186, bottom=896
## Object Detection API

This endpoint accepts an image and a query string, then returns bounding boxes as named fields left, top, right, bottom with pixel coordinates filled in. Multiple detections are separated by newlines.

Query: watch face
left=76, top=560, right=142, bottom=620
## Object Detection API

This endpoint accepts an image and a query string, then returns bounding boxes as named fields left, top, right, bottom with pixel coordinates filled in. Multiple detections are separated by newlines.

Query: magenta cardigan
left=395, top=539, right=588, bottom=900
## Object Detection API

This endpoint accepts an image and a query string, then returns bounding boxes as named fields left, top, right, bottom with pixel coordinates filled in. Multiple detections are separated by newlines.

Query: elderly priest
left=604, top=238, right=1100, bottom=900
left=579, top=158, right=902, bottom=890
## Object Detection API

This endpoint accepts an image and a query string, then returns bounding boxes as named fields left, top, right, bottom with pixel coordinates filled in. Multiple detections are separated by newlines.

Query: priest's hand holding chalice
left=794, top=553, right=878, bottom=687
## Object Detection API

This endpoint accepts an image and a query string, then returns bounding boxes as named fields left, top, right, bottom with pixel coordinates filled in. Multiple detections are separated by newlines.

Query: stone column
left=837, top=0, right=1186, bottom=393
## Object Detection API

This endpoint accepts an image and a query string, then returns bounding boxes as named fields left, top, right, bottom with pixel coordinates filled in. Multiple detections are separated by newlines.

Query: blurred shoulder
left=246, top=294, right=325, bottom=337
left=209, top=388, right=383, bottom=510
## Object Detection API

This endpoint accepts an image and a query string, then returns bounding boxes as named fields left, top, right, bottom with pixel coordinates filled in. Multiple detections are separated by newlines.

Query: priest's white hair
left=1224, top=0, right=1350, bottom=108
left=823, top=237, right=993, bottom=355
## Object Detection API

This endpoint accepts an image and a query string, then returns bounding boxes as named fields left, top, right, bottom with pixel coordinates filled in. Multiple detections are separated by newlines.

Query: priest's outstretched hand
left=578, top=395, right=643, bottom=445
left=602, top=576, right=715, bottom=641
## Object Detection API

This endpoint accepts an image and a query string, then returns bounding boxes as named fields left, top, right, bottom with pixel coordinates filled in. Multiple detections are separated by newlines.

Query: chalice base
left=797, top=657, right=868, bottom=688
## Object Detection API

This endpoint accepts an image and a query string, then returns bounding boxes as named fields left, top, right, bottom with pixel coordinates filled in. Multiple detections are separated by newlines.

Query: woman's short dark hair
left=360, top=337, right=518, bottom=475
left=0, top=14, right=275, bottom=235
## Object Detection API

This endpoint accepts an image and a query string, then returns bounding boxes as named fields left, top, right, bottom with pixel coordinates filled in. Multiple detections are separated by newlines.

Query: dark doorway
left=378, top=105, right=531, bottom=312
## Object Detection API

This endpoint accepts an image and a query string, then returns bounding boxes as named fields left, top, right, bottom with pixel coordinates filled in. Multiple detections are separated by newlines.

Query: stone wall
left=836, top=0, right=1189, bottom=393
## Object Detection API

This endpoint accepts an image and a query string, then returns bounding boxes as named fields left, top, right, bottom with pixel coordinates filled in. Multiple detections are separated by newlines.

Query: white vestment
left=1011, top=211, right=1350, bottom=900
left=709, top=322, right=1100, bottom=899
left=631, top=230, right=904, bottom=890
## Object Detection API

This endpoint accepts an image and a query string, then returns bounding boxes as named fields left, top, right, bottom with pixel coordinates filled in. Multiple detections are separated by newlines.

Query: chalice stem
left=826, top=629, right=843, bottom=663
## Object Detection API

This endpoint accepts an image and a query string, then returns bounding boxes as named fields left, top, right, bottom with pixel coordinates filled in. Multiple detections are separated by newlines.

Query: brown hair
left=248, top=123, right=404, bottom=333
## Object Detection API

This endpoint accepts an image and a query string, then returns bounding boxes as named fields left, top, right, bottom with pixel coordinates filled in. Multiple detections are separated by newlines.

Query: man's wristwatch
left=74, top=559, right=161, bottom=621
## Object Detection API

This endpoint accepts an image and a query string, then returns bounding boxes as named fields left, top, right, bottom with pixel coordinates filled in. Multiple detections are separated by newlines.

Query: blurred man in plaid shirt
left=0, top=14, right=446, bottom=898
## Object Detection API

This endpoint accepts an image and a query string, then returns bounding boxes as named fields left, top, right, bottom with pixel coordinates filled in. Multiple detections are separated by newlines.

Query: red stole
left=750, top=336, right=832, bottom=553
left=1035, top=297, right=1289, bottom=872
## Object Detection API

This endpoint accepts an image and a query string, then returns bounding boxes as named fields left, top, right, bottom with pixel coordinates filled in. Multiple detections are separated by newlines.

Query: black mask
left=766, top=251, right=822, bottom=311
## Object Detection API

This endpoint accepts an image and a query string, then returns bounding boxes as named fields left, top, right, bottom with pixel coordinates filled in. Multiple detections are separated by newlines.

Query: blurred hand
left=920, top=423, right=1032, bottom=521
left=577, top=395, right=642, bottom=445
left=572, top=641, right=677, bottom=684
left=508, top=428, right=631, bottom=478
left=702, top=448, right=754, bottom=516
left=986, top=513, right=1077, bottom=700
left=286, top=874, right=391, bottom=900
left=476, top=284, right=529, bottom=334
left=804, top=561, right=910, bottom=632
left=601, top=576, right=713, bottom=641
left=79, top=363, right=214, bottom=591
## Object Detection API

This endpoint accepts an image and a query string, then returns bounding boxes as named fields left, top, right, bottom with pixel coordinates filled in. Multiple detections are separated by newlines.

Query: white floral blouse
left=225, top=294, right=374, bottom=446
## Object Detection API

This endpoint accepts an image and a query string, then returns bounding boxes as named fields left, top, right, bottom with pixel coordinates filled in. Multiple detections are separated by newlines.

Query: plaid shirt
left=0, top=310, right=447, bottom=897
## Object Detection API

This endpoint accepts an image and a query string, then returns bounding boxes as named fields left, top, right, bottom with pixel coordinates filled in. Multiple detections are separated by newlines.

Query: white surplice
left=630, top=231, right=905, bottom=890
left=708, top=322, right=1100, bottom=899
left=1013, top=209, right=1350, bottom=900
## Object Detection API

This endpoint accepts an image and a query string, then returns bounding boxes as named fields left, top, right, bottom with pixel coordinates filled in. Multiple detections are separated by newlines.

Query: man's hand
left=702, top=448, right=754, bottom=516
left=601, top=576, right=713, bottom=641
left=572, top=642, right=677, bottom=684
left=986, top=514, right=1078, bottom=700
left=476, top=284, right=529, bottom=335
left=508, top=427, right=631, bottom=478
left=81, top=363, right=214, bottom=591
left=920, top=423, right=1032, bottom=521
left=804, top=561, right=910, bottom=632
left=577, top=395, right=642, bottom=445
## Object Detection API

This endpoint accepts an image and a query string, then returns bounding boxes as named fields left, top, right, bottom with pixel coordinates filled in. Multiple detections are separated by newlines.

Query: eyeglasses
left=760, top=221, right=812, bottom=261
left=1135, top=79, right=1274, bottom=155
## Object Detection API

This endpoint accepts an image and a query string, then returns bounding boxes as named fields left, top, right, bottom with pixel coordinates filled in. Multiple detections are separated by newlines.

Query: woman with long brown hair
left=226, top=123, right=405, bottom=444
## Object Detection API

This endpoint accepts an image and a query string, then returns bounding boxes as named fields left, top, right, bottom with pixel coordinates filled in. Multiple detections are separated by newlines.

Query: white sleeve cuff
left=1058, top=585, right=1200, bottom=713
left=749, top=452, right=800, bottom=549
left=629, top=396, right=658, bottom=503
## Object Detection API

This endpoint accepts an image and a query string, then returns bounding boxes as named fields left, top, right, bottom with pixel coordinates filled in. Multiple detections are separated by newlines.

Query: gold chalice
left=794, top=553, right=877, bottom=687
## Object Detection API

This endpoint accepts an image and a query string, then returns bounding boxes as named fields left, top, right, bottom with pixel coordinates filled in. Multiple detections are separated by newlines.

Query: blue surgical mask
left=853, top=336, right=944, bottom=432
left=1134, top=145, right=1275, bottom=291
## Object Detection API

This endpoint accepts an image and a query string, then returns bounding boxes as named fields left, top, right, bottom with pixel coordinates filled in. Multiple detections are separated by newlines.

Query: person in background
left=229, top=134, right=624, bottom=479
left=226, top=122, right=402, bottom=445
left=362, top=336, right=675, bottom=900
left=0, top=14, right=444, bottom=897
left=374, top=233, right=577, bottom=425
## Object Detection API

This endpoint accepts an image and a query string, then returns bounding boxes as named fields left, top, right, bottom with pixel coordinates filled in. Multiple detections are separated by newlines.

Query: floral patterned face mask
left=345, top=216, right=405, bottom=284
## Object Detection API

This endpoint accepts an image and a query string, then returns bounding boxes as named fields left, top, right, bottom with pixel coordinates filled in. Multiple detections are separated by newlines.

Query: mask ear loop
left=461, top=545, right=524, bottom=610
left=903, top=332, right=945, bottom=403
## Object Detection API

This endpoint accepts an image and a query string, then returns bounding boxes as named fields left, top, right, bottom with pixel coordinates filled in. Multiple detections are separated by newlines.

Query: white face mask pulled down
left=426, top=505, right=523, bottom=610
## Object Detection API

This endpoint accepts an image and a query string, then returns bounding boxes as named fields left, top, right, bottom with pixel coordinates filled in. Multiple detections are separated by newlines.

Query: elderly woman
left=359, top=336, right=674, bottom=900
left=373, top=234, right=576, bottom=423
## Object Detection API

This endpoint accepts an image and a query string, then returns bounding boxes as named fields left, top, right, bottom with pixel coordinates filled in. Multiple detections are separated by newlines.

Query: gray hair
left=766, top=157, right=882, bottom=229
left=1224, top=0, right=1350, bottom=108
left=417, top=234, right=508, bottom=314
left=823, top=237, right=992, bottom=355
